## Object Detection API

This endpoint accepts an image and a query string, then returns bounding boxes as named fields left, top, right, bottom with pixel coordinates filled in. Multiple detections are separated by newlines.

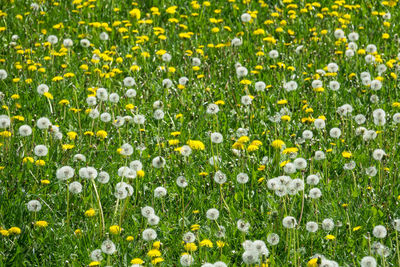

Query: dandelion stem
left=66, top=181, right=70, bottom=225
left=396, top=231, right=400, bottom=267
left=91, top=179, right=105, bottom=236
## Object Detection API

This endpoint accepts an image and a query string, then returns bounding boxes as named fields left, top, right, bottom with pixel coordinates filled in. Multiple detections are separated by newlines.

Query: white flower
left=80, top=38, right=90, bottom=47
left=360, top=256, right=376, bottom=267
left=99, top=32, right=109, bottom=41
left=36, top=117, right=51, bottom=129
left=327, top=63, right=339, bottom=72
left=366, top=44, right=377, bottom=53
left=329, top=127, right=341, bottom=138
left=309, top=188, right=322, bottom=199
left=161, top=52, right=172, bottom=62
left=180, top=254, right=194, bottom=266
left=282, top=216, right=297, bottom=229
left=152, top=156, right=166, bottom=168
left=63, top=38, right=73, bottom=47
left=236, top=66, right=248, bottom=77
left=253, top=240, right=269, bottom=256
left=37, top=84, right=49, bottom=95
left=211, top=132, right=223, bottom=143
left=345, top=49, right=355, bottom=57
left=100, top=112, right=112, bottom=122
left=242, top=250, right=259, bottom=264
left=213, top=262, right=227, bottom=267
left=192, top=57, right=201, bottom=66
left=306, top=221, right=319, bottom=233
left=27, top=200, right=42, bottom=212
left=370, top=80, right=382, bottom=91
left=0, top=69, right=7, bottom=80
left=123, top=77, right=136, bottom=87
left=348, top=42, right=358, bottom=51
left=284, top=162, right=296, bottom=174
left=269, top=50, right=279, bottom=59
left=314, top=151, right=325, bottom=160
left=294, top=158, right=307, bottom=170
left=162, top=78, right=173, bottom=88
left=34, top=145, right=48, bottom=157
left=47, top=35, right=58, bottom=44
left=214, top=171, right=227, bottom=184
left=236, top=173, right=249, bottom=184
left=334, top=29, right=345, bottom=39
left=176, top=176, right=188, bottom=188
left=183, top=232, right=196, bottom=243
left=306, top=175, right=320, bottom=185
left=180, top=145, right=192, bottom=156
left=148, top=215, right=160, bottom=226
left=206, top=103, right=219, bottom=114
left=97, top=171, right=110, bottom=184
left=255, top=81, right=266, bottom=92
left=284, top=80, right=298, bottom=92
left=19, top=125, right=32, bottom=136
left=329, top=81, right=340, bottom=91
left=372, top=225, right=387, bottom=238
left=117, top=166, right=136, bottom=179
left=206, top=208, right=219, bottom=220
left=237, top=219, right=250, bottom=232
left=153, top=109, right=164, bottom=120
left=90, top=249, right=103, bottom=261
left=120, top=143, right=134, bottom=156
left=101, top=240, right=116, bottom=255
left=96, top=88, right=108, bottom=101
left=0, top=115, right=10, bottom=129
left=392, top=219, right=400, bottom=231
left=372, top=149, right=385, bottom=161
left=133, top=114, right=145, bottom=124
left=56, top=166, right=75, bottom=180
left=141, top=206, right=155, bottom=218
left=129, top=160, right=143, bottom=171
left=365, top=54, right=375, bottom=64
left=267, top=233, right=279, bottom=245
left=241, top=95, right=252, bottom=105
left=241, top=13, right=252, bottom=22
left=322, top=218, right=335, bottom=231
left=314, top=119, right=325, bottom=129
left=69, top=181, right=83, bottom=194
left=154, top=186, right=167, bottom=198
left=231, top=37, right=242, bottom=47
left=348, top=32, right=359, bottom=41
left=109, top=93, right=119, bottom=103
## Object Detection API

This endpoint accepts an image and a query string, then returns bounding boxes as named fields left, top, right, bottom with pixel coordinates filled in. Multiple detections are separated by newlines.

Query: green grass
left=1, top=0, right=400, bottom=266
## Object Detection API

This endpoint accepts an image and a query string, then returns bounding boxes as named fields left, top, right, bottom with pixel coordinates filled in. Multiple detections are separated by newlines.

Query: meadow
left=0, top=0, right=400, bottom=266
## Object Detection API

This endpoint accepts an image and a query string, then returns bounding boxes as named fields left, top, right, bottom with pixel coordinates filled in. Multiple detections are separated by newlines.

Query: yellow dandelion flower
left=35, top=221, right=48, bottom=228
left=271, top=139, right=285, bottom=149
left=200, top=239, right=213, bottom=248
left=85, top=208, right=96, bottom=217
left=67, top=131, right=77, bottom=140
left=152, top=257, right=164, bottom=264
left=130, top=258, right=144, bottom=264
left=342, top=151, right=352, bottom=158
left=184, top=243, right=197, bottom=252
left=216, top=240, right=225, bottom=248
left=8, top=227, right=21, bottom=235
left=96, top=130, right=107, bottom=139
left=147, top=249, right=161, bottom=257
left=109, top=225, right=122, bottom=235
left=190, top=224, right=200, bottom=231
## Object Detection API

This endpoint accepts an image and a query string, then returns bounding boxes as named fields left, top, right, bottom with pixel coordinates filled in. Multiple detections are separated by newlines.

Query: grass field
left=1, top=0, right=400, bottom=266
